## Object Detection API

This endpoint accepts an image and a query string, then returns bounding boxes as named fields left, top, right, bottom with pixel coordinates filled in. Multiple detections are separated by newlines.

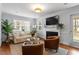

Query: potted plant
left=1, top=19, right=13, bottom=44
left=57, top=23, right=64, bottom=29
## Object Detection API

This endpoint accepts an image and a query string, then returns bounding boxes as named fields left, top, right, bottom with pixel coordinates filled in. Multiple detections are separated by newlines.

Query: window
left=73, top=17, right=79, bottom=32
left=13, top=20, right=30, bottom=33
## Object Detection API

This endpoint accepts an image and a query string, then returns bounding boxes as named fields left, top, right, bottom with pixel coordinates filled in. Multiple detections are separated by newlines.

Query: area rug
left=10, top=44, right=22, bottom=55
left=10, top=44, right=68, bottom=55
left=47, top=47, right=68, bottom=55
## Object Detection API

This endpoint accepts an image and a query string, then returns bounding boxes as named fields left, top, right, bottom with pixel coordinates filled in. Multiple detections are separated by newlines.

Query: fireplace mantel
left=45, top=27, right=60, bottom=38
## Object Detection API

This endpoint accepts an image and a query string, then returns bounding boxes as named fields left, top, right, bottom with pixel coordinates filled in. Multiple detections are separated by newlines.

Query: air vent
left=64, top=3, right=68, bottom=5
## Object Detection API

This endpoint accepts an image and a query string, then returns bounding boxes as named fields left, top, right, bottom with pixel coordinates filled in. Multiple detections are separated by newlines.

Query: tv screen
left=46, top=16, right=59, bottom=25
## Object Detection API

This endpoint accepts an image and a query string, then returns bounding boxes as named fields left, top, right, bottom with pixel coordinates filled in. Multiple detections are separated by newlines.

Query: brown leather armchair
left=22, top=44, right=43, bottom=55
left=44, top=36, right=59, bottom=52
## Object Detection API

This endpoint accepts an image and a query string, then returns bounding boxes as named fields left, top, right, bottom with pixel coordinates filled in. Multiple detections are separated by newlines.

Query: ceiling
left=2, top=3, right=79, bottom=18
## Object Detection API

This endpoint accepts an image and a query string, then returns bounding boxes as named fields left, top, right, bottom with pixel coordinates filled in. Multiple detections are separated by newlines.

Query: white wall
left=37, top=5, right=79, bottom=46
left=0, top=4, right=2, bottom=46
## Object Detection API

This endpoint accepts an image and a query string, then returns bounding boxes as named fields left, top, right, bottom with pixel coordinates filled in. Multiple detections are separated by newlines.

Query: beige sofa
left=13, top=33, right=31, bottom=43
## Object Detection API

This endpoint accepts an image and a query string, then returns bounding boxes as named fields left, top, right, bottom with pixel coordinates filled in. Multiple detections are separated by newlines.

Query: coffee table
left=22, top=39, right=45, bottom=55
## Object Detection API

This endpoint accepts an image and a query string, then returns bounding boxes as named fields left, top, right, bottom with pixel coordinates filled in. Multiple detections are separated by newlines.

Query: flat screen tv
left=46, top=15, right=59, bottom=25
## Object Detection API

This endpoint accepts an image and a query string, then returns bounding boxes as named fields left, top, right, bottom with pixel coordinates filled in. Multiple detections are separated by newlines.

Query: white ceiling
left=2, top=3, right=79, bottom=18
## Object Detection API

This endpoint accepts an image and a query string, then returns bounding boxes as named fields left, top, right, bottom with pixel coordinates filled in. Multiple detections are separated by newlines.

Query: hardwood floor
left=0, top=44, right=11, bottom=55
left=60, top=43, right=79, bottom=50
left=59, top=43, right=79, bottom=55
left=0, top=43, right=79, bottom=55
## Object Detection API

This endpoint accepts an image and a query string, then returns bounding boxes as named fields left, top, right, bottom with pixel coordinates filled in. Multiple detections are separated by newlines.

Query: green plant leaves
left=2, top=19, right=13, bottom=35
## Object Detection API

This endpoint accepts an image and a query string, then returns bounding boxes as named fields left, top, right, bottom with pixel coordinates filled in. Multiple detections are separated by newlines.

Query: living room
left=0, top=3, right=79, bottom=55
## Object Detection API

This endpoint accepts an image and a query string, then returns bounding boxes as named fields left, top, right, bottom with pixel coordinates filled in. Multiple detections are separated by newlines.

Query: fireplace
left=46, top=31, right=58, bottom=38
